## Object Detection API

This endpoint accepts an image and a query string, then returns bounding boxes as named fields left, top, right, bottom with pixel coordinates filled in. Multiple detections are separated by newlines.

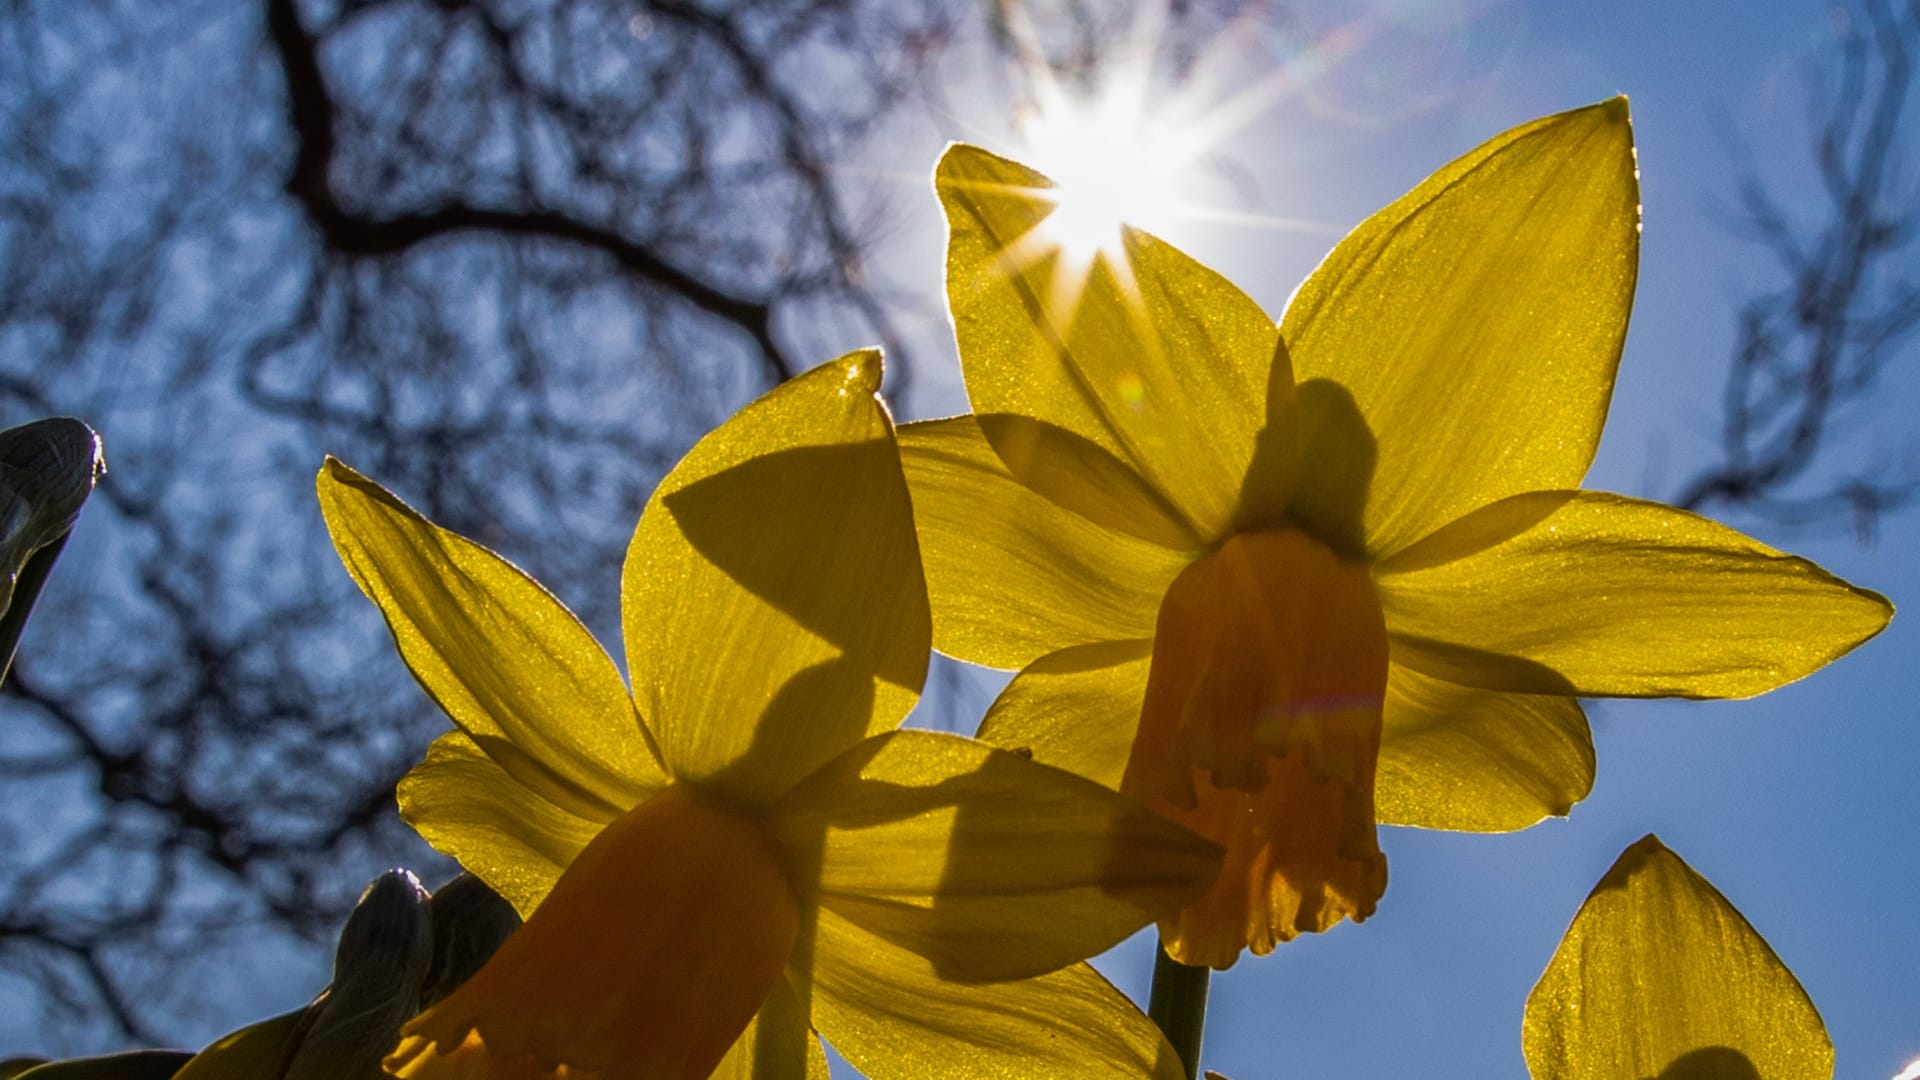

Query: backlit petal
left=709, top=975, right=829, bottom=1080
left=1282, top=100, right=1640, bottom=557
left=1376, top=664, right=1593, bottom=832
left=900, top=416, right=1189, bottom=668
left=319, top=459, right=665, bottom=812
left=389, top=785, right=799, bottom=1080
left=623, top=351, right=930, bottom=803
left=173, top=1009, right=309, bottom=1080
left=807, top=906, right=1186, bottom=1080
left=397, top=732, right=604, bottom=918
left=1523, top=835, right=1831, bottom=1079
left=974, top=639, right=1154, bottom=791
left=1376, top=490, right=1892, bottom=698
left=937, top=143, right=1291, bottom=544
left=773, top=729, right=1220, bottom=982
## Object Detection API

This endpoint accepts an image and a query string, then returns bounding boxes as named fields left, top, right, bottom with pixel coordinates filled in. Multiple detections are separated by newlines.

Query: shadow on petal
left=663, top=438, right=927, bottom=695
left=975, top=413, right=1202, bottom=550
left=1656, top=1045, right=1762, bottom=1080
left=1271, top=378, right=1374, bottom=559
left=707, top=653, right=878, bottom=805
left=778, top=733, right=1219, bottom=984
left=1230, top=337, right=1303, bottom=536
left=1386, top=633, right=1578, bottom=696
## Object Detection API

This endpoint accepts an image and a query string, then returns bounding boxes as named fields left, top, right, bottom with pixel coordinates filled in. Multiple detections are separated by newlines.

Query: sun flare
left=1017, top=91, right=1189, bottom=268
left=980, top=0, right=1311, bottom=330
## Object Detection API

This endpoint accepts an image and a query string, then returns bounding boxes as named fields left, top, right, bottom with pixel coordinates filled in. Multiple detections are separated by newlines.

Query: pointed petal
left=1523, top=835, right=1832, bottom=1079
left=900, top=417, right=1189, bottom=669
left=623, top=351, right=930, bottom=802
left=1282, top=100, right=1640, bottom=557
left=396, top=731, right=605, bottom=918
left=807, top=906, right=1186, bottom=1080
left=319, top=459, right=664, bottom=811
left=1376, top=490, right=1892, bottom=698
left=710, top=975, right=829, bottom=1080
left=390, top=785, right=800, bottom=1080
left=938, top=143, right=1291, bottom=544
left=1376, top=664, right=1593, bottom=832
left=775, top=730, right=1220, bottom=983
left=974, top=640, right=1154, bottom=791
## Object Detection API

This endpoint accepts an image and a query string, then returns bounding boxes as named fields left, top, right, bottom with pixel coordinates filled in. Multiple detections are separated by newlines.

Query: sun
left=991, top=23, right=1209, bottom=334
left=958, top=0, right=1354, bottom=337
left=976, top=0, right=1299, bottom=329
left=1016, top=87, right=1189, bottom=269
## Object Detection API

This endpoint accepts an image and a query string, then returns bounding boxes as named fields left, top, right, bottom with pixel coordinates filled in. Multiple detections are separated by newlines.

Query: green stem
left=1147, top=936, right=1210, bottom=1079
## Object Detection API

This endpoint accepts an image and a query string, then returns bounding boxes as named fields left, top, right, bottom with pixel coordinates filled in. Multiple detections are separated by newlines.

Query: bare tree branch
left=0, top=0, right=965, bottom=1048
left=265, top=0, right=795, bottom=381
left=1675, top=0, right=1920, bottom=539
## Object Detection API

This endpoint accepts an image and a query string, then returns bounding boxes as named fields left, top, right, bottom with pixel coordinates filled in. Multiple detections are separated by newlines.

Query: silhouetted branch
left=1675, top=0, right=1920, bottom=539
left=0, top=0, right=1245, bottom=1051
left=265, top=0, right=796, bottom=381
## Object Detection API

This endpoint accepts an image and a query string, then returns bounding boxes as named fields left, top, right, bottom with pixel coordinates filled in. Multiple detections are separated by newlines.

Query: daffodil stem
left=1147, top=936, right=1209, bottom=1079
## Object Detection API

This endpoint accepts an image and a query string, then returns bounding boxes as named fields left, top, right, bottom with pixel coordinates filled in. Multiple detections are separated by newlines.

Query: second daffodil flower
left=900, top=99, right=1893, bottom=970
left=318, top=351, right=1224, bottom=1079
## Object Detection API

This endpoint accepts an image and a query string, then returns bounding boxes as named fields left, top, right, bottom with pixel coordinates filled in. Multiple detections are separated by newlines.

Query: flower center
left=1122, top=528, right=1389, bottom=967
left=387, top=783, right=800, bottom=1080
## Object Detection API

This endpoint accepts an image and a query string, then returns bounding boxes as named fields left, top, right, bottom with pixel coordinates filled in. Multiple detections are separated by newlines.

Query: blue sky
left=860, top=2, right=1918, bottom=1077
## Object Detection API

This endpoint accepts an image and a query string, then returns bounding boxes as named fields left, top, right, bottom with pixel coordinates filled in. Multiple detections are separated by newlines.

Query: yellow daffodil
left=1524, top=835, right=1831, bottom=1079
left=318, top=351, right=1223, bottom=1080
left=900, top=99, right=1892, bottom=970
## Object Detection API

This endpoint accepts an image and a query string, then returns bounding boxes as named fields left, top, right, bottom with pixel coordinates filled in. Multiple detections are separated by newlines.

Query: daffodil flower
left=899, top=100, right=1892, bottom=971
left=1524, top=835, right=1831, bottom=1079
left=318, top=351, right=1224, bottom=1080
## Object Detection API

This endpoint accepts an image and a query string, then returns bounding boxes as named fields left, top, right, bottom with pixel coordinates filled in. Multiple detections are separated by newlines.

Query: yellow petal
left=397, top=731, right=604, bottom=918
left=974, top=639, right=1154, bottom=791
left=172, top=1010, right=309, bottom=1080
left=899, top=417, right=1190, bottom=668
left=774, top=729, right=1220, bottom=982
left=937, top=143, right=1290, bottom=544
left=390, top=785, right=800, bottom=1080
left=1376, top=664, right=1594, bottom=832
left=1523, top=835, right=1832, bottom=1079
left=15, top=1054, right=196, bottom=1079
left=1376, top=490, right=1892, bottom=698
left=806, top=906, right=1187, bottom=1080
left=710, top=975, right=829, bottom=1080
left=1282, top=99, right=1640, bottom=557
left=318, top=459, right=664, bottom=812
left=622, top=351, right=930, bottom=802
